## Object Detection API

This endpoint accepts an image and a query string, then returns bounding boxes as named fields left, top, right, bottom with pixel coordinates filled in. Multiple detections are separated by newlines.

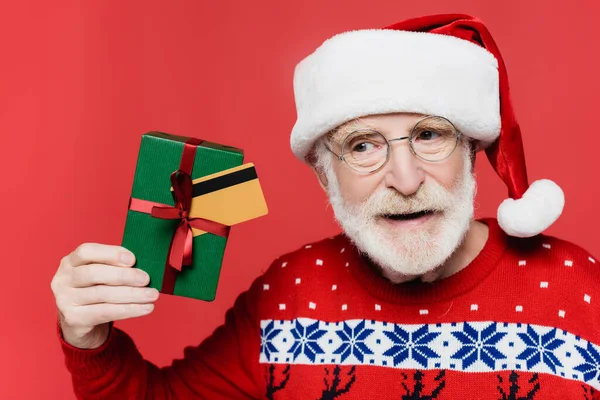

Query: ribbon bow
left=150, top=170, right=230, bottom=271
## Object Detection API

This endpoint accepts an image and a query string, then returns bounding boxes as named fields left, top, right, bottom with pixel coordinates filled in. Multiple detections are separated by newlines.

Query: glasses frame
left=324, top=115, right=463, bottom=174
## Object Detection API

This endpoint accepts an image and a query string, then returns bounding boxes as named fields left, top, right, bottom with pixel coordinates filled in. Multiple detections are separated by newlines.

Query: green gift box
left=121, top=132, right=244, bottom=301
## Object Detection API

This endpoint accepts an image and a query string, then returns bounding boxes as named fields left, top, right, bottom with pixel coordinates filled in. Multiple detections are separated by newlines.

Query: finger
left=71, top=264, right=150, bottom=288
left=68, top=243, right=136, bottom=268
left=71, top=303, right=155, bottom=326
left=72, top=286, right=160, bottom=306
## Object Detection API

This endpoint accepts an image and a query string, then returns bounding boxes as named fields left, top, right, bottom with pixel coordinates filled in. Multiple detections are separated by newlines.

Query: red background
left=2, top=0, right=599, bottom=398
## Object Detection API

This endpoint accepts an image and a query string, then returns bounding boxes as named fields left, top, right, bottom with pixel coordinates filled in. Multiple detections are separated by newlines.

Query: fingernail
left=120, top=252, right=135, bottom=265
left=138, top=272, right=150, bottom=284
left=142, top=304, right=154, bottom=313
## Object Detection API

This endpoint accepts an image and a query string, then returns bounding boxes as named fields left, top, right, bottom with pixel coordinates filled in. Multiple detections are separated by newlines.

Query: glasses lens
left=342, top=130, right=388, bottom=172
left=411, top=116, right=459, bottom=161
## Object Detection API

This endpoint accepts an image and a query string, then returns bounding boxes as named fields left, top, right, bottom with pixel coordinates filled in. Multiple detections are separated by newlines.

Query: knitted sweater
left=60, top=219, right=600, bottom=399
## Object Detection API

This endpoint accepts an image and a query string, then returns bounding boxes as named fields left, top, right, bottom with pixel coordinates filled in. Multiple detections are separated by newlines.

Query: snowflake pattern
left=574, top=342, right=600, bottom=382
left=517, top=326, right=565, bottom=373
left=260, top=319, right=600, bottom=391
left=451, top=322, right=507, bottom=369
left=333, top=320, right=374, bottom=362
left=383, top=324, right=440, bottom=368
left=260, top=321, right=282, bottom=360
left=290, top=320, right=327, bottom=362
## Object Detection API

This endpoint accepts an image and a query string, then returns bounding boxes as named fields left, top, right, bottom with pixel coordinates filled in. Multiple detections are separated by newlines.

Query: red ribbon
left=128, top=138, right=230, bottom=293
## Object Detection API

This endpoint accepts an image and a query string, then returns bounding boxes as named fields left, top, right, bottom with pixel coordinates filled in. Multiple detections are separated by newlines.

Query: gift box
left=122, top=132, right=267, bottom=301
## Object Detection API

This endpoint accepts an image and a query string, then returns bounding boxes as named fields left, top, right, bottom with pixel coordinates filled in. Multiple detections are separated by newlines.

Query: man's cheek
left=342, top=184, right=374, bottom=205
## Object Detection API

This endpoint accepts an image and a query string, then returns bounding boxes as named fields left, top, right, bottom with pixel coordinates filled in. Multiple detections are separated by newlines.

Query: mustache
left=357, top=180, right=456, bottom=216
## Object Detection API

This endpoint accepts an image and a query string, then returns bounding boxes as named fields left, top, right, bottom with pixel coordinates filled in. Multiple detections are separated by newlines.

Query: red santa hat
left=290, top=14, right=564, bottom=238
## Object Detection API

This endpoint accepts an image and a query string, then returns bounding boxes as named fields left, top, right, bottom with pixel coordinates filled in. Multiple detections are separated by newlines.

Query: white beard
left=323, top=148, right=477, bottom=283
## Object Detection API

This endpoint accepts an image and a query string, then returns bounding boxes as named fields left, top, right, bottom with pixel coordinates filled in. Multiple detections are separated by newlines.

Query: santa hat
left=290, top=14, right=564, bottom=238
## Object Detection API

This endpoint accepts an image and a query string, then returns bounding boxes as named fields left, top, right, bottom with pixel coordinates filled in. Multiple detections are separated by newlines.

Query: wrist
left=59, top=317, right=110, bottom=350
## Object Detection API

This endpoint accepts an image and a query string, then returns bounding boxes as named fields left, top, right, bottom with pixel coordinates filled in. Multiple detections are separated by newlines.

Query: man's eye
left=352, top=142, right=375, bottom=152
left=416, top=130, right=441, bottom=141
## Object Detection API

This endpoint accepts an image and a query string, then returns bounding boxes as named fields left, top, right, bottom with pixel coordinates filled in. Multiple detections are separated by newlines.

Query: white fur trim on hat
left=291, top=29, right=501, bottom=161
left=497, top=179, right=565, bottom=238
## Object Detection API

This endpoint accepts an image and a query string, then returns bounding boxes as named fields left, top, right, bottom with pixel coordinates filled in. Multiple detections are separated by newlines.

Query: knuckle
left=119, top=304, right=132, bottom=316
left=129, top=286, right=142, bottom=300
left=61, top=310, right=79, bottom=327
left=73, top=243, right=89, bottom=260
left=88, top=285, right=103, bottom=303
left=130, top=303, right=145, bottom=314
left=50, top=276, right=61, bottom=294
left=71, top=266, right=90, bottom=286
left=54, top=292, right=70, bottom=310
left=59, top=255, right=70, bottom=269
left=70, top=268, right=82, bottom=286
left=119, top=267, right=132, bottom=284
left=51, top=274, right=72, bottom=295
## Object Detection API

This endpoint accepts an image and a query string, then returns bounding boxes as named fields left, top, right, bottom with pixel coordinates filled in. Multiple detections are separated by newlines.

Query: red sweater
left=60, top=219, right=600, bottom=399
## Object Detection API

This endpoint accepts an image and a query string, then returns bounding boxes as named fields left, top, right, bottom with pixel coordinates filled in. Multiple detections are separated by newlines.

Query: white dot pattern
left=265, top=233, right=598, bottom=372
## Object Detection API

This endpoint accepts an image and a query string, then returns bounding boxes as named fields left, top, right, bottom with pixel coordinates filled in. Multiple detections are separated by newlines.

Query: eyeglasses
left=324, top=115, right=462, bottom=174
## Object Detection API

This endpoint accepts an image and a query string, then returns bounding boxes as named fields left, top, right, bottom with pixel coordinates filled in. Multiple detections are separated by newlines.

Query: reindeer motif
left=496, top=371, right=540, bottom=400
left=265, top=364, right=291, bottom=400
left=399, top=370, right=446, bottom=399
left=316, top=365, right=357, bottom=400
left=583, top=385, right=600, bottom=400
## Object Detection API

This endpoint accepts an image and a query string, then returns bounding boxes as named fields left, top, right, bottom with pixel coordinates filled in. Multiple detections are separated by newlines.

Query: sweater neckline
left=345, top=218, right=508, bottom=305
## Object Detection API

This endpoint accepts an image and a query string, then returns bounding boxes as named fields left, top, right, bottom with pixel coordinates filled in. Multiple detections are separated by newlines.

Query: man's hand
left=51, top=243, right=159, bottom=349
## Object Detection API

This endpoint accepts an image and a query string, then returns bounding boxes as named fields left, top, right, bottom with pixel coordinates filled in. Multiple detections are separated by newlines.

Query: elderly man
left=53, top=14, right=599, bottom=399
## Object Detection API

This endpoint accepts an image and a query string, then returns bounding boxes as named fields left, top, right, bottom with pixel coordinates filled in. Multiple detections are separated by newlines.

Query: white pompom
left=497, top=179, right=565, bottom=238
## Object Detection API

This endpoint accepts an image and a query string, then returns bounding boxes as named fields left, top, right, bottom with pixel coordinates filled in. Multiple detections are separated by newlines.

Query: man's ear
left=306, top=142, right=330, bottom=192
left=311, top=164, right=329, bottom=192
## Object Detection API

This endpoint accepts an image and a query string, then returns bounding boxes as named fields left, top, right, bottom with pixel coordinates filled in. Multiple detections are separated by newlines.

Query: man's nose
left=383, top=141, right=425, bottom=196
